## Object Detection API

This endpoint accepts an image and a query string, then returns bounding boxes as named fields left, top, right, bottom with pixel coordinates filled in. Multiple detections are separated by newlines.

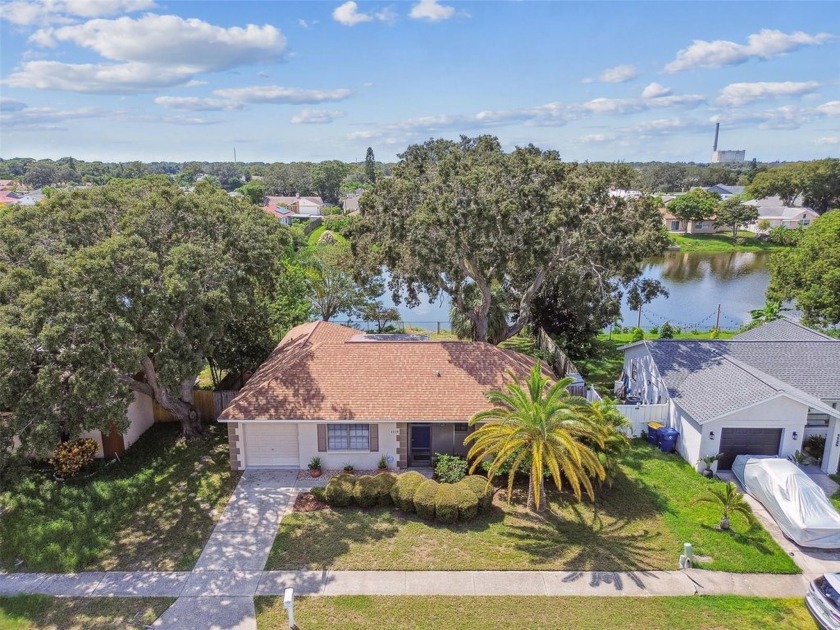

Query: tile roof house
left=218, top=321, right=548, bottom=470
left=620, top=319, right=840, bottom=473
left=262, top=195, right=325, bottom=224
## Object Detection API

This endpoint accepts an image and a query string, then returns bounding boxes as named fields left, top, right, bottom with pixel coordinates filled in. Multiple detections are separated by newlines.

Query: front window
left=454, top=423, right=469, bottom=433
left=695, top=221, right=705, bottom=229
left=327, top=424, right=370, bottom=450
left=670, top=220, right=680, bottom=231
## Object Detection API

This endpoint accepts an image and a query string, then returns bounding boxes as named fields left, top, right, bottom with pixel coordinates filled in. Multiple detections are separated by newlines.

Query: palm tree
left=586, top=399, right=631, bottom=488
left=466, top=364, right=606, bottom=512
left=692, top=482, right=758, bottom=530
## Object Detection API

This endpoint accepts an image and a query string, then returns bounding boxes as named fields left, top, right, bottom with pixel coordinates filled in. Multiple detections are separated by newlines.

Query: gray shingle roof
left=733, top=319, right=836, bottom=342
left=646, top=341, right=839, bottom=423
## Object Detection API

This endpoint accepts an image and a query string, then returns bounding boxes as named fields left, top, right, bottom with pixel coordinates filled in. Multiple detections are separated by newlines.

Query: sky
left=1, top=0, right=839, bottom=163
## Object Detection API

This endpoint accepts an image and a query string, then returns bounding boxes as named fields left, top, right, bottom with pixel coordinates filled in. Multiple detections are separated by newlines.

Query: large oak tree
left=0, top=178, right=288, bottom=455
left=354, top=135, right=669, bottom=343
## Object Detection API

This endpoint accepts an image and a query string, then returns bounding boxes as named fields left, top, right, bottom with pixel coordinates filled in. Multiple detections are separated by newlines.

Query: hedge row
left=324, top=471, right=494, bottom=524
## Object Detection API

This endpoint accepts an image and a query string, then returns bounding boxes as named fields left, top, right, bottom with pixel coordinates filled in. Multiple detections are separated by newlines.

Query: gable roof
left=265, top=195, right=324, bottom=208
left=733, top=318, right=836, bottom=342
left=219, top=321, right=549, bottom=422
left=644, top=340, right=839, bottom=423
left=706, top=184, right=746, bottom=196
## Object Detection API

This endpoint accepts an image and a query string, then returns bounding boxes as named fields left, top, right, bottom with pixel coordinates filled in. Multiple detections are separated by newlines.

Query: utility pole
left=637, top=305, right=642, bottom=329
left=233, top=147, right=237, bottom=164
left=714, top=304, right=721, bottom=331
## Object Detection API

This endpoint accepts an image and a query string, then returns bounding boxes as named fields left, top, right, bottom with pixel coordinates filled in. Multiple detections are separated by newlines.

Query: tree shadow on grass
left=698, top=523, right=778, bottom=557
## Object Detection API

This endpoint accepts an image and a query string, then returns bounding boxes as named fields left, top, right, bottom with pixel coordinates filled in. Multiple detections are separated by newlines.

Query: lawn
left=265, top=442, right=797, bottom=574
left=0, top=596, right=173, bottom=630
left=0, top=422, right=240, bottom=573
left=574, top=330, right=738, bottom=392
left=307, top=224, right=348, bottom=246
left=669, top=231, right=788, bottom=253
left=255, top=595, right=816, bottom=630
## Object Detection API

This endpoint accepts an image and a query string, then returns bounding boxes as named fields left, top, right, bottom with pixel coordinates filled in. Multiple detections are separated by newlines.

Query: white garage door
left=243, top=423, right=300, bottom=468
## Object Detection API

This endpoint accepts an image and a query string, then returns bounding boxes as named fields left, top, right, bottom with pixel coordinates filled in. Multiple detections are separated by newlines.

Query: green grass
left=0, top=596, right=174, bottom=630
left=265, top=442, right=797, bottom=574
left=307, top=224, right=348, bottom=246
left=256, top=595, right=816, bottom=630
left=0, top=422, right=240, bottom=573
left=670, top=231, right=788, bottom=252
left=574, top=330, right=738, bottom=392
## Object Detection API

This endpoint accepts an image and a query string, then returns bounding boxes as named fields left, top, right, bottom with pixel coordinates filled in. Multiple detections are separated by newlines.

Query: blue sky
left=1, top=1, right=838, bottom=163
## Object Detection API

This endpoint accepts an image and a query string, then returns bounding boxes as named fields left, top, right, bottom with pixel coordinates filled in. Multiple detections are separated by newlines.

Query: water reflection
left=654, top=252, right=769, bottom=283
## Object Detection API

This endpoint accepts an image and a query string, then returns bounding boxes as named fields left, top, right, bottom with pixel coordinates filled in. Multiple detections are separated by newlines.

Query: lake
left=381, top=251, right=771, bottom=332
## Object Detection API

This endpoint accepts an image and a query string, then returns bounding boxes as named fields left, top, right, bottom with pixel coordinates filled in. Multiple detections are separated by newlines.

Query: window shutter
left=369, top=424, right=378, bottom=452
left=317, top=424, right=327, bottom=452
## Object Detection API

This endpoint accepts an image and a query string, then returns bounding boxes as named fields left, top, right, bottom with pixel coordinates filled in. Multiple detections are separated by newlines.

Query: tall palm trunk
left=526, top=474, right=548, bottom=512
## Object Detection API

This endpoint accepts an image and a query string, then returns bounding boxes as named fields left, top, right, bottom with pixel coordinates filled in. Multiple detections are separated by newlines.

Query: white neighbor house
left=619, top=319, right=840, bottom=474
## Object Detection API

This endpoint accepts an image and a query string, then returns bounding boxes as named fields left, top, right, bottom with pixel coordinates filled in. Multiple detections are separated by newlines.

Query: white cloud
left=711, top=106, right=806, bottom=130
left=0, top=0, right=155, bottom=25
left=297, top=18, right=317, bottom=29
left=375, top=6, right=397, bottom=25
left=665, top=29, right=834, bottom=73
left=816, top=100, right=840, bottom=116
left=154, top=96, right=241, bottom=112
left=816, top=136, right=840, bottom=146
left=291, top=108, right=345, bottom=124
left=36, top=14, right=286, bottom=71
left=4, top=60, right=196, bottom=93
left=641, top=82, right=672, bottom=99
left=717, top=81, right=820, bottom=106
left=409, top=0, right=456, bottom=22
left=213, top=85, right=353, bottom=104
left=333, top=1, right=373, bottom=26
left=582, top=92, right=704, bottom=115
left=0, top=102, right=108, bottom=129
left=584, top=64, right=637, bottom=84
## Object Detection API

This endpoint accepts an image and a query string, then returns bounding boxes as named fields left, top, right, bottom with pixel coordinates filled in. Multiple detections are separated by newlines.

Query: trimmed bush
left=434, top=483, right=461, bottom=524
left=390, top=471, right=426, bottom=512
left=452, top=482, right=479, bottom=521
left=352, top=475, right=379, bottom=508
left=373, top=472, right=397, bottom=506
left=50, top=438, right=98, bottom=478
left=460, top=475, right=494, bottom=514
left=413, top=479, right=439, bottom=521
left=324, top=473, right=355, bottom=507
left=434, top=453, right=468, bottom=483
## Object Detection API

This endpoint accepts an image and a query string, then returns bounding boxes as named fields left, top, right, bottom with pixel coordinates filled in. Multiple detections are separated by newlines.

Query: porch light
left=709, top=431, right=715, bottom=440
left=793, top=431, right=799, bottom=441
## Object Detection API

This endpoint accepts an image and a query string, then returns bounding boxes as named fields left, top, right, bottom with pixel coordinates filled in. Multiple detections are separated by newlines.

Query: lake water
left=381, top=251, right=771, bottom=332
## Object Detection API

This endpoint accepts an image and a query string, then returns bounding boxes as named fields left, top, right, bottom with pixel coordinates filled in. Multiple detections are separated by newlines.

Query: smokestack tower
left=710, top=123, right=745, bottom=164
left=713, top=123, right=720, bottom=152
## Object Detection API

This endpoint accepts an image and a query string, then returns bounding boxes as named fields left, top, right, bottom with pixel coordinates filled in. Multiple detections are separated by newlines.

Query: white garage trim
left=242, top=423, right=300, bottom=469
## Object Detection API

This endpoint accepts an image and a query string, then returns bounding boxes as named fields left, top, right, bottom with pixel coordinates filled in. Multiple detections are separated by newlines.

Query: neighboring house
left=218, top=321, right=548, bottom=471
left=619, top=319, right=840, bottom=474
left=13, top=190, right=45, bottom=206
left=608, top=188, right=643, bottom=199
left=704, top=184, right=746, bottom=199
left=262, top=195, right=324, bottom=224
left=342, top=191, right=363, bottom=213
left=659, top=207, right=720, bottom=234
left=0, top=179, right=21, bottom=191
left=743, top=196, right=819, bottom=231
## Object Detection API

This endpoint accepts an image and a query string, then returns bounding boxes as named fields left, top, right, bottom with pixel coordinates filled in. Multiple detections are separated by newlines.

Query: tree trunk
left=130, top=359, right=203, bottom=439
left=526, top=474, right=548, bottom=512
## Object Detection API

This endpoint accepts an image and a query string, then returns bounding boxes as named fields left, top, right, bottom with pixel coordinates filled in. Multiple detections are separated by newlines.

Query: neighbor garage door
left=243, top=423, right=300, bottom=468
left=717, top=428, right=783, bottom=470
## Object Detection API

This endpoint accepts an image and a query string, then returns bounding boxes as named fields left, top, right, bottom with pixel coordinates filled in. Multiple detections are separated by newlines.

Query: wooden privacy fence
left=535, top=328, right=578, bottom=378
left=153, top=389, right=238, bottom=423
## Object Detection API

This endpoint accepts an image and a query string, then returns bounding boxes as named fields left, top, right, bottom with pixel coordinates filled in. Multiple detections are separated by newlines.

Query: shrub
left=434, top=452, right=468, bottom=483
left=390, top=471, right=426, bottom=512
left=352, top=475, right=379, bottom=508
left=452, top=482, right=479, bottom=521
left=659, top=322, right=675, bottom=339
left=372, top=472, right=397, bottom=506
left=768, top=225, right=804, bottom=246
left=50, top=438, right=98, bottom=478
left=311, top=486, right=327, bottom=502
left=413, top=479, right=440, bottom=520
left=343, top=464, right=354, bottom=473
left=434, top=483, right=461, bottom=524
left=649, top=326, right=659, bottom=335
left=459, top=475, right=494, bottom=513
left=325, top=473, right=355, bottom=507
left=324, top=214, right=352, bottom=235
left=630, top=327, right=644, bottom=342
left=805, top=435, right=826, bottom=460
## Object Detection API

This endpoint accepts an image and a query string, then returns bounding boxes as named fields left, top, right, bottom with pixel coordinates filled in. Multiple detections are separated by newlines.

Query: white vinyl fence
left=616, top=404, right=670, bottom=437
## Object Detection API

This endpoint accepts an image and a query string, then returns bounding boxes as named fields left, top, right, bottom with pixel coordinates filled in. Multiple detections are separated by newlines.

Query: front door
left=410, top=424, right=431, bottom=466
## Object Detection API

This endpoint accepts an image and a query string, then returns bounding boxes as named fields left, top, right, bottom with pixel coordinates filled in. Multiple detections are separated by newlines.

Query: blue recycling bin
left=658, top=427, right=679, bottom=453
left=646, top=422, right=664, bottom=445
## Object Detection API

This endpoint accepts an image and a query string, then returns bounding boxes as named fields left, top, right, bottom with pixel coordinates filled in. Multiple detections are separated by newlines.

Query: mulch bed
left=293, top=492, right=330, bottom=512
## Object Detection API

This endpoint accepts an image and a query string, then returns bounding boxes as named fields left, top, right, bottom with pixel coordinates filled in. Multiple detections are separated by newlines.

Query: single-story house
left=704, top=184, right=746, bottom=200
left=659, top=207, right=722, bottom=234
left=218, top=321, right=547, bottom=470
left=743, top=196, right=819, bottom=231
left=619, top=319, right=840, bottom=474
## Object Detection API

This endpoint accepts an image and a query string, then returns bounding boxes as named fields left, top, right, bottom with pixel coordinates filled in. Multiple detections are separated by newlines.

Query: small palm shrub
left=324, top=473, right=355, bottom=507
left=692, top=481, right=758, bottom=530
left=413, top=479, right=439, bottom=520
left=390, top=471, right=426, bottom=512
left=459, top=475, right=494, bottom=513
left=50, top=438, right=99, bottom=478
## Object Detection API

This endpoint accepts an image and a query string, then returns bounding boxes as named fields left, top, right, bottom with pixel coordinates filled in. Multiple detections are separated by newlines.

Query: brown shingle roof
left=219, top=321, right=549, bottom=422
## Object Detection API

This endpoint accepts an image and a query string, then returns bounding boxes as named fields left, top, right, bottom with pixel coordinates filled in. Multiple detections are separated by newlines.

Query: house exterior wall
left=227, top=422, right=244, bottom=470
left=430, top=424, right=471, bottom=457
left=297, top=421, right=399, bottom=470
left=294, top=199, right=322, bottom=216
left=670, top=402, right=703, bottom=469
left=124, top=392, right=154, bottom=449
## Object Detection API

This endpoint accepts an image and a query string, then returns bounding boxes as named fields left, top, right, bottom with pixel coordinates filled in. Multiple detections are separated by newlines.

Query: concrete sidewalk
left=0, top=568, right=813, bottom=599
